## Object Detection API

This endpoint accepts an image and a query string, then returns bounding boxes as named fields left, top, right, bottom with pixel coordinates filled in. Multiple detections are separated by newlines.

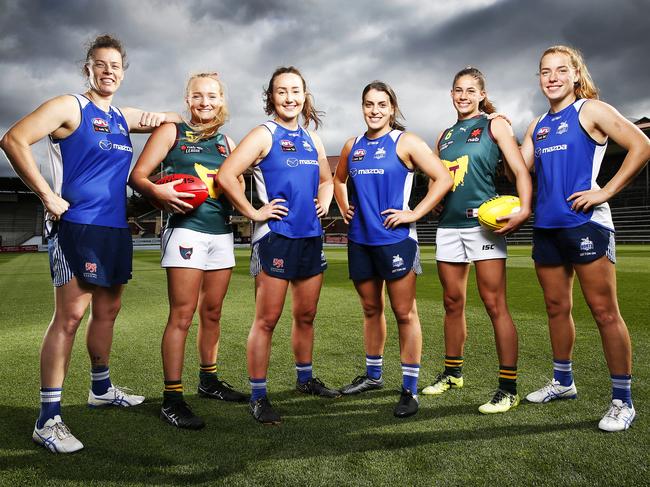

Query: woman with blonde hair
left=130, top=72, right=247, bottom=430
left=521, top=45, right=650, bottom=431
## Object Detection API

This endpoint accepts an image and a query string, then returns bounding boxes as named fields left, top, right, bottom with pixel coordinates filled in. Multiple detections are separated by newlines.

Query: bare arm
left=384, top=132, right=453, bottom=229
left=0, top=95, right=80, bottom=218
left=309, top=131, right=334, bottom=217
left=224, top=135, right=246, bottom=193
left=120, top=107, right=182, bottom=133
left=519, top=119, right=537, bottom=172
left=216, top=126, right=288, bottom=222
left=569, top=100, right=650, bottom=212
left=333, top=139, right=354, bottom=224
left=490, top=118, right=533, bottom=235
left=128, top=123, right=195, bottom=214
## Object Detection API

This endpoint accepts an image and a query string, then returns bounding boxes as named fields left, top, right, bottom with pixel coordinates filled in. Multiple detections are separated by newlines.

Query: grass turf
left=0, top=246, right=648, bottom=486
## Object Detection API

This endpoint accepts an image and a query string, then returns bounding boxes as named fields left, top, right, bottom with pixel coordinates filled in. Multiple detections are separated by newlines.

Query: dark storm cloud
left=1, top=0, right=648, bottom=180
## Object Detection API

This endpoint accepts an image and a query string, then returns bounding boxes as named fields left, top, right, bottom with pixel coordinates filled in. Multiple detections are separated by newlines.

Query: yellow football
left=477, top=195, right=521, bottom=230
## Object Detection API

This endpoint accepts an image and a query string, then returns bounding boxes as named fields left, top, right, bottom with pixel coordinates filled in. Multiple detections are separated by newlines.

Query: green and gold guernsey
left=162, top=123, right=233, bottom=235
left=437, top=114, right=501, bottom=228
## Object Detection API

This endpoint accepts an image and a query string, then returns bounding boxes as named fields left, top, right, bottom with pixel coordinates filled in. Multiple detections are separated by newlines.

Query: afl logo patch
left=92, top=118, right=110, bottom=133
left=536, top=127, right=550, bottom=141
left=98, top=140, right=112, bottom=151
left=352, top=149, right=366, bottom=162
left=280, top=139, right=296, bottom=151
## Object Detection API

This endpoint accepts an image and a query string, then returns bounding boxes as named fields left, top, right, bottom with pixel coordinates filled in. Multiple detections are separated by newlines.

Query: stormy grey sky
left=1, top=0, right=648, bottom=180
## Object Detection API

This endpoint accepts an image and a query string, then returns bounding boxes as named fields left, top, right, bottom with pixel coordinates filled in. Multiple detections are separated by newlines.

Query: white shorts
left=161, top=227, right=235, bottom=270
left=435, top=226, right=507, bottom=263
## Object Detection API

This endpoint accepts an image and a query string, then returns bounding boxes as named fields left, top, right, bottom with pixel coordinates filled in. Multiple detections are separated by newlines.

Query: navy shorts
left=48, top=220, right=133, bottom=287
left=250, top=232, right=327, bottom=280
left=348, top=238, right=422, bottom=281
left=532, top=222, right=616, bottom=265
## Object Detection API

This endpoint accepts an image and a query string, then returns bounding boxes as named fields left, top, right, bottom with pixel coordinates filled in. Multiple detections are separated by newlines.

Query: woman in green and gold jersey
left=421, top=67, right=532, bottom=414
left=130, top=73, right=248, bottom=430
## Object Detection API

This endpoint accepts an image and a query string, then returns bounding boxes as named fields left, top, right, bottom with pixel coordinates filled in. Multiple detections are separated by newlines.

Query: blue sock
left=91, top=366, right=112, bottom=395
left=402, top=363, right=420, bottom=394
left=296, top=362, right=313, bottom=384
left=553, top=359, right=573, bottom=387
left=38, top=388, right=62, bottom=429
left=250, top=378, right=267, bottom=402
left=611, top=374, right=632, bottom=406
left=366, top=355, right=383, bottom=380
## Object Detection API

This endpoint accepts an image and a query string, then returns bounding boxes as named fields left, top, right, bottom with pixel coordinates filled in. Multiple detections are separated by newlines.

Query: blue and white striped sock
left=296, top=362, right=313, bottom=384
left=38, top=388, right=62, bottom=429
left=366, top=355, right=383, bottom=380
left=611, top=374, right=632, bottom=406
left=250, top=378, right=267, bottom=403
left=91, top=366, right=112, bottom=395
left=553, top=359, right=573, bottom=387
left=402, top=363, right=420, bottom=394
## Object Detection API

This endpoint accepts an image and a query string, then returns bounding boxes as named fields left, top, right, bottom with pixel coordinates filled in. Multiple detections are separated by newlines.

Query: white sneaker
left=525, top=379, right=577, bottom=403
left=32, top=415, right=84, bottom=453
left=88, top=385, right=145, bottom=408
left=598, top=399, right=636, bottom=432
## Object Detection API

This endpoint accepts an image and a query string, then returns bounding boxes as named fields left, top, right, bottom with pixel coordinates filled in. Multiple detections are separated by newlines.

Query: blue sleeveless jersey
left=532, top=99, right=613, bottom=230
left=252, top=121, right=322, bottom=242
left=47, top=94, right=133, bottom=228
left=347, top=130, right=417, bottom=245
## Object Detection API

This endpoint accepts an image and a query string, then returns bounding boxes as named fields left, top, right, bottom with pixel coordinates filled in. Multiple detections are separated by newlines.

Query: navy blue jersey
left=47, top=94, right=133, bottom=228
left=347, top=130, right=416, bottom=245
left=252, top=121, right=322, bottom=242
left=532, top=99, right=613, bottom=230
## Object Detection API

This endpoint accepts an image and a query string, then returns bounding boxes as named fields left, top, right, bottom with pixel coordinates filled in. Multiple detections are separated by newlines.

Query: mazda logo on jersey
left=99, top=140, right=112, bottom=150
left=286, top=158, right=299, bottom=167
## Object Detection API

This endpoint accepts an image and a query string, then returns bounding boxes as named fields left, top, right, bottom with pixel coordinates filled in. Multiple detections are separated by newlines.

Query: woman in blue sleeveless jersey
left=130, top=73, right=248, bottom=430
left=1, top=34, right=178, bottom=453
left=421, top=67, right=532, bottom=415
left=521, top=45, right=650, bottom=432
left=217, top=66, right=338, bottom=425
left=334, top=81, right=452, bottom=418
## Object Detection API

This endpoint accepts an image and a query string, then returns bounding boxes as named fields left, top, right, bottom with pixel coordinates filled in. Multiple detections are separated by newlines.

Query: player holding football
left=334, top=81, right=452, bottom=417
left=0, top=34, right=179, bottom=452
left=521, top=46, right=650, bottom=431
left=129, top=73, right=248, bottom=430
left=216, top=66, right=339, bottom=425
left=421, top=67, right=532, bottom=414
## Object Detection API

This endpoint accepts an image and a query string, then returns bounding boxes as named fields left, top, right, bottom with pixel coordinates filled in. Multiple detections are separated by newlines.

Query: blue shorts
left=48, top=220, right=133, bottom=287
left=250, top=232, right=327, bottom=280
left=532, top=222, right=616, bottom=265
left=348, top=238, right=422, bottom=281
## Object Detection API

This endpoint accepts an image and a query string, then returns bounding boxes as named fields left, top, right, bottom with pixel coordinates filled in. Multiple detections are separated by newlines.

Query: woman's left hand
left=494, top=208, right=531, bottom=235
left=138, top=111, right=167, bottom=128
left=314, top=198, right=327, bottom=218
left=381, top=208, right=417, bottom=229
left=567, top=188, right=611, bottom=212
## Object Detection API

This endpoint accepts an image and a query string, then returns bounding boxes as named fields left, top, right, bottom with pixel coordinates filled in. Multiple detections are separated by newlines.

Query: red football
left=154, top=173, right=209, bottom=210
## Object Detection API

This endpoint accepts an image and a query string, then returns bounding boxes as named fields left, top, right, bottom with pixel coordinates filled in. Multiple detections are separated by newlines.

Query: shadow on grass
left=0, top=389, right=597, bottom=485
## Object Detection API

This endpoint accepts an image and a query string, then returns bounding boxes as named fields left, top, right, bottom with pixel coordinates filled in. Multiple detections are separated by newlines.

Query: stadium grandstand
left=1, top=119, right=649, bottom=252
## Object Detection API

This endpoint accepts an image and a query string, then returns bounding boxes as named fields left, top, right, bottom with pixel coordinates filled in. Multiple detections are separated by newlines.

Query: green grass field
left=0, top=246, right=648, bottom=486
